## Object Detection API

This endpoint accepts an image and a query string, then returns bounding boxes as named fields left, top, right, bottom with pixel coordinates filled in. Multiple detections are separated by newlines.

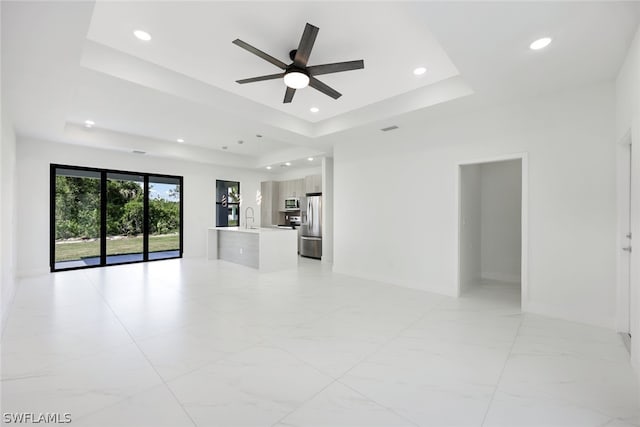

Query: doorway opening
left=458, top=155, right=526, bottom=309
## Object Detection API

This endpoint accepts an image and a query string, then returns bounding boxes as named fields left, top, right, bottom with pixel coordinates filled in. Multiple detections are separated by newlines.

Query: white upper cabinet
left=292, top=179, right=304, bottom=197
left=260, top=181, right=281, bottom=225
left=305, top=174, right=322, bottom=194
left=278, top=181, right=287, bottom=211
left=273, top=177, right=320, bottom=211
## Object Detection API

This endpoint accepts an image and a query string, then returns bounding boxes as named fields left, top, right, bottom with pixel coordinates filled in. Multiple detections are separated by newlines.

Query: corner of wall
left=1, top=111, right=19, bottom=334
left=321, top=157, right=334, bottom=264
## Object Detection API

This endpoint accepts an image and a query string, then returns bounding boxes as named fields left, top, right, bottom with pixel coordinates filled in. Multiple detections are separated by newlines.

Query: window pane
left=106, top=173, right=144, bottom=265
left=228, top=205, right=239, bottom=226
left=228, top=183, right=240, bottom=203
left=52, top=165, right=183, bottom=270
left=54, top=172, right=101, bottom=269
left=148, top=176, right=181, bottom=260
left=216, top=179, right=240, bottom=227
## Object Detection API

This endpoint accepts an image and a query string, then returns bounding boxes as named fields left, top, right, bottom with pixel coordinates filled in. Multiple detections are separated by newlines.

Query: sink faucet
left=244, top=207, right=255, bottom=229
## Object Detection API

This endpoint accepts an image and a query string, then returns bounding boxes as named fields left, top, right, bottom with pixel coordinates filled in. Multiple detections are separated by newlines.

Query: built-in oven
left=284, top=198, right=299, bottom=210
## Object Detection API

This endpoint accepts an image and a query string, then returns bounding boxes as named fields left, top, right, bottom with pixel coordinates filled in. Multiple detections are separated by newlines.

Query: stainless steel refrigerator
left=300, top=193, right=322, bottom=259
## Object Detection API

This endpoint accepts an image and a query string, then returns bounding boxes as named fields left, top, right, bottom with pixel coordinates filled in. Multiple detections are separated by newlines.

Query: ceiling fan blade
left=307, top=60, right=364, bottom=76
left=232, top=39, right=287, bottom=70
left=309, top=77, right=341, bottom=99
left=236, top=73, right=285, bottom=84
left=283, top=87, right=296, bottom=103
left=293, top=23, right=319, bottom=68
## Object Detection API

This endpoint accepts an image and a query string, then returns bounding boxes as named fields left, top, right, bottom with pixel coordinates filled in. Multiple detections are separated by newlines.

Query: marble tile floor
left=1, top=258, right=638, bottom=427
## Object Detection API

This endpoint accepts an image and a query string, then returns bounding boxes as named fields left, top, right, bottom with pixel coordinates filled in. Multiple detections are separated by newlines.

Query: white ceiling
left=2, top=2, right=639, bottom=170
left=86, top=2, right=461, bottom=123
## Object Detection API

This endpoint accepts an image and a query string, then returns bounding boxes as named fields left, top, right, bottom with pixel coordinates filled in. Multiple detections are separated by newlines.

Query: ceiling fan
left=232, top=23, right=364, bottom=104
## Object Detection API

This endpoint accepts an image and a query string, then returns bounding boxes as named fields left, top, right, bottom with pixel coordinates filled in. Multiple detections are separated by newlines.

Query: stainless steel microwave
left=284, top=198, right=299, bottom=210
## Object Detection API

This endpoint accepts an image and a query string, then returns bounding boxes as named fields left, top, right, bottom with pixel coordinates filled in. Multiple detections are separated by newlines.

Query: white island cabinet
left=207, top=227, right=297, bottom=272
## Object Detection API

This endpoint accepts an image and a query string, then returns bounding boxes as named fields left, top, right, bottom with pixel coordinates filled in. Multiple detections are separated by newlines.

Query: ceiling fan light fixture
left=284, top=70, right=309, bottom=89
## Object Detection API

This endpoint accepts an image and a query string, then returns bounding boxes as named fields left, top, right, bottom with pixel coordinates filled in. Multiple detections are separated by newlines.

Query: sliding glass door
left=52, top=168, right=102, bottom=270
left=148, top=175, right=181, bottom=260
left=106, top=172, right=145, bottom=265
left=51, top=165, right=183, bottom=271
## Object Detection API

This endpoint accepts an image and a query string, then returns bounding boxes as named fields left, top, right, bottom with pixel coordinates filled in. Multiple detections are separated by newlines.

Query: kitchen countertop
left=207, top=226, right=298, bottom=272
left=208, top=226, right=295, bottom=234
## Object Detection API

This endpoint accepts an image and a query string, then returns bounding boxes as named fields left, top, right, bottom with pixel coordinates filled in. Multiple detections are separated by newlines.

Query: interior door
left=619, top=138, right=633, bottom=337
left=625, top=143, right=633, bottom=336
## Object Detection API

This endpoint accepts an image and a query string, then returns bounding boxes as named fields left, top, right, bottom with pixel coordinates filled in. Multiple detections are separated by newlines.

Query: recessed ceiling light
left=310, top=107, right=319, bottom=113
left=413, top=67, right=427, bottom=76
left=530, top=37, right=552, bottom=50
left=84, top=120, right=95, bottom=128
left=133, top=30, right=152, bottom=41
left=237, top=140, right=244, bottom=145
left=307, top=157, right=314, bottom=161
left=285, top=162, right=291, bottom=166
left=222, top=146, right=228, bottom=150
left=266, top=166, right=272, bottom=170
left=176, top=138, right=185, bottom=143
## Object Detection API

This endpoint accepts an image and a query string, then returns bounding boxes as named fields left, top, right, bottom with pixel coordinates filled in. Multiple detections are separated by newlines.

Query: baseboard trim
left=525, top=301, right=615, bottom=330
left=481, top=272, right=521, bottom=284
left=17, top=268, right=49, bottom=277
left=332, top=264, right=457, bottom=297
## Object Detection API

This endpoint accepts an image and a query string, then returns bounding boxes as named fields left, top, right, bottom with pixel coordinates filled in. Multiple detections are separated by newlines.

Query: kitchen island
left=207, top=227, right=297, bottom=272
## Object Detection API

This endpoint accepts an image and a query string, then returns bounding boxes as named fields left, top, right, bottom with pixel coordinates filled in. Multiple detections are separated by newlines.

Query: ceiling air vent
left=380, top=125, right=399, bottom=132
left=132, top=150, right=146, bottom=155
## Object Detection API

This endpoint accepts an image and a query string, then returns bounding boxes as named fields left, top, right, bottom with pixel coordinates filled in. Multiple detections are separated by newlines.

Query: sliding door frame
left=50, top=164, right=183, bottom=272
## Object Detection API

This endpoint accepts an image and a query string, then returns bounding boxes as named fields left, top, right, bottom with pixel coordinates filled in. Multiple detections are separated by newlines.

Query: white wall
left=16, top=138, right=266, bottom=276
left=322, top=157, right=334, bottom=263
left=1, top=112, right=18, bottom=331
left=480, top=160, right=522, bottom=283
left=616, top=26, right=640, bottom=369
left=334, top=82, right=617, bottom=328
left=459, top=164, right=481, bottom=293
left=271, top=166, right=322, bottom=182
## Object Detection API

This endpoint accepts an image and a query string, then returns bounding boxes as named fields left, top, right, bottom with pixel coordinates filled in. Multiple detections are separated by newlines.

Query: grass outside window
left=55, top=234, right=179, bottom=262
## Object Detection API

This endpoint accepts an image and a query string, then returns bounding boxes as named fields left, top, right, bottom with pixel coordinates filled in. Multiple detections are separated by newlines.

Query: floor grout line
left=85, top=270, right=199, bottom=427
left=480, top=312, right=524, bottom=427
left=329, top=299, right=453, bottom=427
left=269, top=298, right=450, bottom=427
left=6, top=261, right=634, bottom=427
